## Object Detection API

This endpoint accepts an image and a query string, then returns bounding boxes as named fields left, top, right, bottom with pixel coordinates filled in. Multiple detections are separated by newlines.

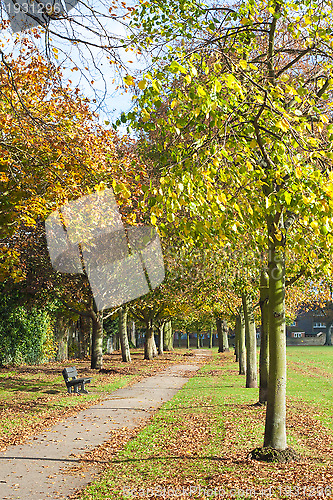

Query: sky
left=1, top=0, right=142, bottom=122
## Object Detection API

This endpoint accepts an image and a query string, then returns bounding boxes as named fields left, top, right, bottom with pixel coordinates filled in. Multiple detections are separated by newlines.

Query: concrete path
left=0, top=352, right=209, bottom=499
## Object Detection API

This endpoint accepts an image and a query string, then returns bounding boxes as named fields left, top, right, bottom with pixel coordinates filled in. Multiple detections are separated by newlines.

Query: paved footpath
left=0, top=351, right=209, bottom=499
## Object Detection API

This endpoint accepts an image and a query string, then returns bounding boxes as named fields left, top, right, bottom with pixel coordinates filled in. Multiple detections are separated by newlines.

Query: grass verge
left=0, top=349, right=188, bottom=450
left=77, top=347, right=333, bottom=500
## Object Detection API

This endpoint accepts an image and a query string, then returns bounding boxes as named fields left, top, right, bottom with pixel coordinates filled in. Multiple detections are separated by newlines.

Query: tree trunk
left=264, top=215, right=287, bottom=450
left=119, top=306, right=131, bottom=363
left=238, top=307, right=246, bottom=375
left=158, top=322, right=164, bottom=355
left=152, top=334, right=158, bottom=357
left=234, top=316, right=240, bottom=362
left=130, top=320, right=136, bottom=347
left=79, top=315, right=91, bottom=359
left=196, top=330, right=200, bottom=349
left=242, top=293, right=258, bottom=388
left=209, top=323, right=213, bottom=349
left=217, top=317, right=229, bottom=352
left=55, top=316, right=69, bottom=362
left=163, top=320, right=174, bottom=351
left=216, top=317, right=223, bottom=352
left=144, top=320, right=155, bottom=360
left=222, top=320, right=230, bottom=352
left=186, top=329, right=190, bottom=349
left=324, top=320, right=333, bottom=345
left=259, top=269, right=270, bottom=404
left=106, top=336, right=114, bottom=354
left=91, top=312, right=103, bottom=369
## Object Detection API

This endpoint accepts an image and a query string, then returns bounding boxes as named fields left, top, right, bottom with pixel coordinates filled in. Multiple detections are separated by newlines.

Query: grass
left=77, top=346, right=333, bottom=500
left=0, top=349, right=187, bottom=450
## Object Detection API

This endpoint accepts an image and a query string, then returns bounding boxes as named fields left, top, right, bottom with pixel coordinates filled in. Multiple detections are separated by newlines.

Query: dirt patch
left=249, top=446, right=301, bottom=463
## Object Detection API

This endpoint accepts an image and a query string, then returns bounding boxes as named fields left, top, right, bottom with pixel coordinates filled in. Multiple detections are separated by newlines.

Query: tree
left=125, top=0, right=333, bottom=457
left=118, top=305, right=131, bottom=362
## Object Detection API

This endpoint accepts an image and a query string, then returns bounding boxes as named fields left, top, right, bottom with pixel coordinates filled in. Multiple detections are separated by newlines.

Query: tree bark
left=242, top=293, right=258, bottom=388
left=186, top=329, right=190, bottom=349
left=259, top=269, right=270, bottom=403
left=264, top=214, right=287, bottom=450
left=234, top=316, right=239, bottom=362
left=158, top=322, right=164, bottom=355
left=222, top=320, right=230, bottom=352
left=119, top=306, right=131, bottom=362
left=78, top=315, right=91, bottom=359
left=216, top=317, right=223, bottom=352
left=324, top=320, right=333, bottom=345
left=91, top=311, right=103, bottom=369
left=196, top=329, right=201, bottom=348
left=209, top=323, right=213, bottom=349
left=152, top=334, right=158, bottom=357
left=238, top=307, right=246, bottom=375
left=55, top=316, right=69, bottom=362
left=144, top=319, right=155, bottom=360
left=163, top=320, right=174, bottom=351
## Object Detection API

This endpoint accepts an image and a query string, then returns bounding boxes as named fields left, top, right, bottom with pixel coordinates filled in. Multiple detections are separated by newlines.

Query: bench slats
left=62, top=366, right=91, bottom=394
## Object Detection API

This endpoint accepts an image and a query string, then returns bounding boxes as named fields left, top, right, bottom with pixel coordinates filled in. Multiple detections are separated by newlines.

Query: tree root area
left=249, top=446, right=301, bottom=463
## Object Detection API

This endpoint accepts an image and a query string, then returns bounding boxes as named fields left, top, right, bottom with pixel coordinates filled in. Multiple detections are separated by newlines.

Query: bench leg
left=79, top=382, right=88, bottom=394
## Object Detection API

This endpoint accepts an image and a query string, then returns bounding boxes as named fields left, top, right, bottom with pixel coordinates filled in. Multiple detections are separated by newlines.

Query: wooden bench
left=62, top=366, right=91, bottom=394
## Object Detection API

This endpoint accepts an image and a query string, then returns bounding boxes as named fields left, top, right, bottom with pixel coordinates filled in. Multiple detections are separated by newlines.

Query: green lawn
left=78, top=347, right=333, bottom=500
left=0, top=350, right=187, bottom=450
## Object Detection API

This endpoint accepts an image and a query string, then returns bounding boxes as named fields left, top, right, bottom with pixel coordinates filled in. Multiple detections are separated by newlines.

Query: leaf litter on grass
left=0, top=350, right=189, bottom=451
left=76, top=351, right=333, bottom=500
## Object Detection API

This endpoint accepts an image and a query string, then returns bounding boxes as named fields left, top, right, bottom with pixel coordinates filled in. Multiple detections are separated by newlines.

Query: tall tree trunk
left=163, top=320, right=174, bottom=351
left=209, top=323, right=213, bottom=349
left=55, top=316, right=69, bottom=362
left=91, top=311, right=103, bottom=369
left=222, top=320, right=230, bottom=352
left=216, top=317, right=223, bottom=352
left=234, top=316, right=240, bottom=363
left=158, top=322, right=164, bottom=355
left=196, top=329, right=200, bottom=349
left=186, top=328, right=190, bottom=348
left=106, top=336, right=114, bottom=354
left=217, top=317, right=229, bottom=352
left=144, top=319, right=155, bottom=360
left=238, top=307, right=246, bottom=375
left=324, top=320, right=333, bottom=345
left=242, top=293, right=258, bottom=388
left=79, top=315, right=91, bottom=359
left=152, top=334, right=158, bottom=357
left=130, top=320, right=136, bottom=347
left=119, top=306, right=131, bottom=363
left=259, top=269, right=270, bottom=404
left=264, top=215, right=287, bottom=450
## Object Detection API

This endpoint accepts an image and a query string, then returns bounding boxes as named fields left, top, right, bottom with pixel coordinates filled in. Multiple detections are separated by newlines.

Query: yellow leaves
left=197, top=85, right=207, bottom=98
left=320, top=114, right=329, bottom=124
left=323, top=181, right=333, bottom=198
left=150, top=213, right=157, bottom=225
left=138, top=79, right=147, bottom=90
left=94, top=182, right=107, bottom=192
left=295, top=166, right=302, bottom=179
left=276, top=118, right=289, bottom=133
left=141, top=109, right=150, bottom=122
left=0, top=173, right=9, bottom=183
left=112, top=180, right=131, bottom=199
left=124, top=75, right=135, bottom=86
left=239, top=59, right=247, bottom=70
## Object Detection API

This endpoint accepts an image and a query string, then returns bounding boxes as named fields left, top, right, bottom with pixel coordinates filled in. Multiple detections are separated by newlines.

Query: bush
left=0, top=296, right=55, bottom=366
